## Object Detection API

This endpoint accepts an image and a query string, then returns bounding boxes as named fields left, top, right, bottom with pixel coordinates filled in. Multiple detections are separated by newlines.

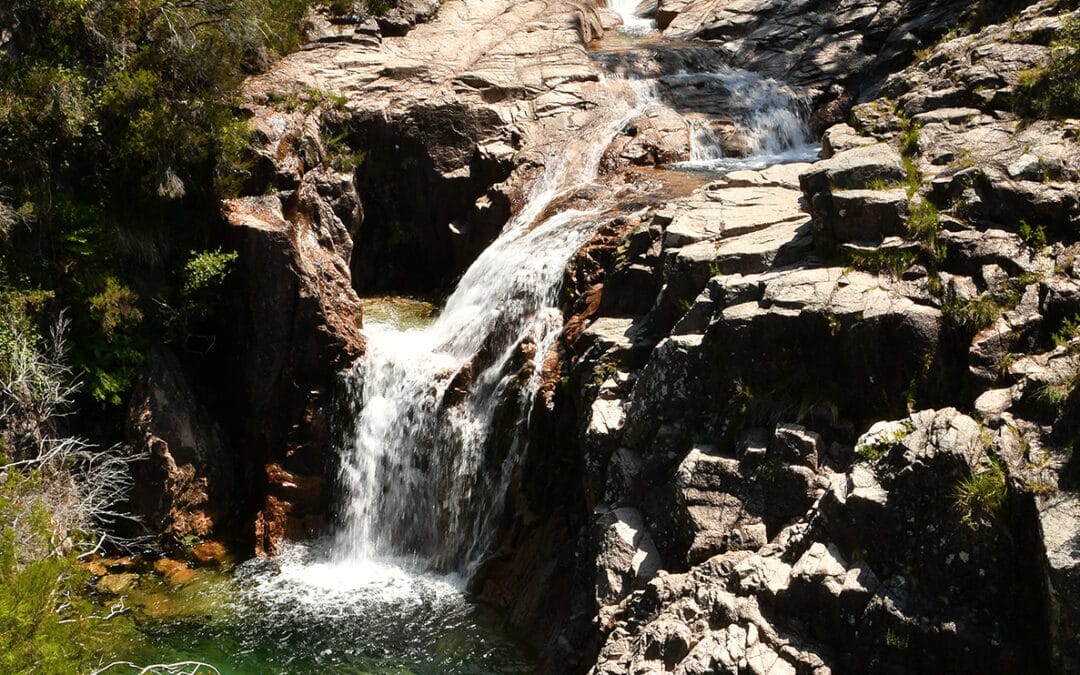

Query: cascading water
left=608, top=0, right=655, bottom=35
left=332, top=80, right=660, bottom=574
left=141, top=16, right=825, bottom=674
left=676, top=67, right=819, bottom=172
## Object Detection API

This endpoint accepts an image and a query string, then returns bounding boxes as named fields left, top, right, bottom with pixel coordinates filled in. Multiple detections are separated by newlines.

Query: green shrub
left=954, top=459, right=1008, bottom=528
left=0, top=0, right=320, bottom=410
left=1018, top=219, right=1047, bottom=250
left=172, top=249, right=240, bottom=342
left=1015, top=16, right=1080, bottom=118
left=1053, top=314, right=1080, bottom=349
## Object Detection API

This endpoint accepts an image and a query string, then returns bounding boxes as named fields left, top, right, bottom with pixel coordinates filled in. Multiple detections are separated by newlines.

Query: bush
left=954, top=459, right=1008, bottom=528
left=0, top=0, right=319, bottom=409
left=1015, top=16, right=1080, bottom=118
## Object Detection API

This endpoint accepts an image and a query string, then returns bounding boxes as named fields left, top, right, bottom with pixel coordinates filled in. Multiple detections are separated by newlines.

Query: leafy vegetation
left=0, top=295, right=144, bottom=672
left=1053, top=314, right=1080, bottom=349
left=954, top=459, right=1008, bottom=528
left=1015, top=16, right=1080, bottom=118
left=1018, top=219, right=1048, bottom=250
left=845, top=247, right=919, bottom=279
left=0, top=0, right=319, bottom=409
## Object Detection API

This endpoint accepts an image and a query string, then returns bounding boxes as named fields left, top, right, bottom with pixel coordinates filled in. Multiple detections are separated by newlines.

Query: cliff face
left=497, top=1, right=1080, bottom=672
left=124, top=0, right=1080, bottom=671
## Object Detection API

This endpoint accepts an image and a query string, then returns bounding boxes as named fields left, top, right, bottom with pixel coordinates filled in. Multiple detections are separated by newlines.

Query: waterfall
left=608, top=0, right=655, bottom=35
left=332, top=82, right=656, bottom=574
left=678, top=67, right=818, bottom=172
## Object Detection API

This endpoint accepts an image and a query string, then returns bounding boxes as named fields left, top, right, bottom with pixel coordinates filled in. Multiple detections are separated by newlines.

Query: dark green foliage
left=1015, top=16, right=1080, bottom=118
left=0, top=0, right=317, bottom=408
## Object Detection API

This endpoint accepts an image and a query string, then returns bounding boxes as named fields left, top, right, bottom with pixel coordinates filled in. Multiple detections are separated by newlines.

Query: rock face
left=122, top=0, right=1080, bottom=670
left=656, top=0, right=985, bottom=126
left=488, top=1, right=1080, bottom=672
left=127, top=349, right=231, bottom=543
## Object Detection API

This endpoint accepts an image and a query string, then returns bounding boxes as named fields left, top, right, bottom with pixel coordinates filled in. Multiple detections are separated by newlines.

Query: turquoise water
left=119, top=543, right=535, bottom=674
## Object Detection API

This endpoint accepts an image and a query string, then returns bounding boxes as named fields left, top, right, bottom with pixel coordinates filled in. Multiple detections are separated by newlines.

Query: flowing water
left=332, top=80, right=657, bottom=573
left=127, top=3, right=818, bottom=671
left=676, top=68, right=819, bottom=172
left=608, top=0, right=655, bottom=35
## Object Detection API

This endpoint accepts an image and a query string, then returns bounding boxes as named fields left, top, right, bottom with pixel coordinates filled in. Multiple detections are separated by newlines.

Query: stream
left=124, top=3, right=818, bottom=672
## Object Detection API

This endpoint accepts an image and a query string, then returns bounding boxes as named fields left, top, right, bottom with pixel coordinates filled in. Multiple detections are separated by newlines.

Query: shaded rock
left=127, top=349, right=230, bottom=543
left=1038, top=492, right=1080, bottom=673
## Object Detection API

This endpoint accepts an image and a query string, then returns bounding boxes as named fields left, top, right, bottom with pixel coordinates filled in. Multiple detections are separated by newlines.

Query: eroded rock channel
left=127, top=0, right=1080, bottom=672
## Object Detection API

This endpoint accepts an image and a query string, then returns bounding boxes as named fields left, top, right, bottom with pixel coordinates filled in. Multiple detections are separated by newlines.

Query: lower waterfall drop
left=332, top=80, right=660, bottom=575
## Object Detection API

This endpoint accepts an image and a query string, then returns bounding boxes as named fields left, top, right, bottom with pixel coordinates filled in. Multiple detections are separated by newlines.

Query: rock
left=603, top=105, right=692, bottom=170
left=190, top=541, right=231, bottom=567
left=821, top=123, right=877, bottom=158
left=771, top=423, right=824, bottom=470
left=1037, top=492, right=1080, bottom=672
left=661, top=0, right=976, bottom=117
left=97, top=573, right=139, bottom=595
left=829, top=187, right=910, bottom=244
left=224, top=174, right=365, bottom=556
left=79, top=560, right=108, bottom=577
left=801, top=144, right=907, bottom=192
left=974, top=388, right=1015, bottom=424
left=800, top=145, right=911, bottom=245
left=595, top=507, right=663, bottom=605
left=154, top=558, right=197, bottom=586
left=127, top=348, right=230, bottom=543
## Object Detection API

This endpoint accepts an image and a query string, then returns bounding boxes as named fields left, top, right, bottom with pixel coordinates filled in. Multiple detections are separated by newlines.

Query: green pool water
left=112, top=543, right=535, bottom=674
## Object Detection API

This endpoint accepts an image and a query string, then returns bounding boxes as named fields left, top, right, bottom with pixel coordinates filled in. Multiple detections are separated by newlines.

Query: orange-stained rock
left=154, top=558, right=197, bottom=586
left=79, top=560, right=108, bottom=577
left=190, top=540, right=231, bottom=566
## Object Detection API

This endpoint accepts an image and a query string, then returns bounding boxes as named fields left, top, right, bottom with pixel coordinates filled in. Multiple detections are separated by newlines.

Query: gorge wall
left=122, top=0, right=1080, bottom=672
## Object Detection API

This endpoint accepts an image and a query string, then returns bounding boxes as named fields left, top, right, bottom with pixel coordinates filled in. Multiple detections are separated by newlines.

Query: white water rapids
left=679, top=68, right=819, bottom=171
left=609, top=0, right=656, bottom=35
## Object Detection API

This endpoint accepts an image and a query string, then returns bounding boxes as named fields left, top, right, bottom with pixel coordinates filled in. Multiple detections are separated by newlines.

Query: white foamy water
left=609, top=0, right=655, bottom=35
left=237, top=542, right=463, bottom=614
left=677, top=67, right=819, bottom=172
left=331, top=81, right=657, bottom=575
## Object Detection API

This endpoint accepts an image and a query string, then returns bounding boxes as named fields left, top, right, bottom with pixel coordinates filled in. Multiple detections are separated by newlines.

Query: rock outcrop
left=496, top=1, right=1080, bottom=672
left=127, top=349, right=231, bottom=543
left=122, top=0, right=1080, bottom=670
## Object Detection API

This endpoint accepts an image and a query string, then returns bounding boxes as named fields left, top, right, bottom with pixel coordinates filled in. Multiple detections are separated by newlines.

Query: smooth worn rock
left=1038, top=492, right=1080, bottom=673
